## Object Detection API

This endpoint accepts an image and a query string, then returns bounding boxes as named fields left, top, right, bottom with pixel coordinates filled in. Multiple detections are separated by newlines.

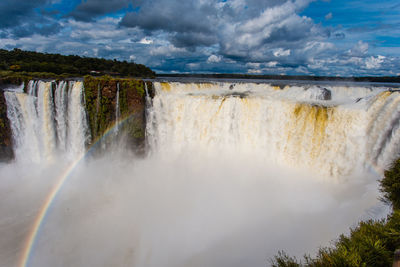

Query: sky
left=0, top=0, right=399, bottom=76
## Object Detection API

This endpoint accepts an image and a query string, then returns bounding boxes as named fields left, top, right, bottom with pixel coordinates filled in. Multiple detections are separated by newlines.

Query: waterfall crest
left=147, top=82, right=400, bottom=177
left=4, top=79, right=400, bottom=177
left=4, top=80, right=90, bottom=163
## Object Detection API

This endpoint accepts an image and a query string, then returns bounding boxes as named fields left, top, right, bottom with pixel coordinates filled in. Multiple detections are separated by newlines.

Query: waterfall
left=2, top=79, right=398, bottom=267
left=27, top=80, right=38, bottom=96
left=4, top=79, right=400, bottom=176
left=67, top=81, right=89, bottom=159
left=148, top=82, right=400, bottom=177
left=115, top=82, right=120, bottom=134
left=55, top=81, right=68, bottom=152
left=37, top=81, right=57, bottom=161
left=95, top=83, right=101, bottom=137
left=144, top=82, right=156, bottom=152
left=4, top=80, right=90, bottom=163
left=4, top=86, right=41, bottom=162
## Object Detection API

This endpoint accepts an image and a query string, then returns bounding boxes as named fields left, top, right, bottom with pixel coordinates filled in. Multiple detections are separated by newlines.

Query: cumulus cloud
left=207, top=55, right=222, bottom=63
left=0, top=0, right=398, bottom=76
left=119, top=0, right=327, bottom=62
left=365, top=55, right=385, bottom=70
left=348, top=40, right=369, bottom=56
left=274, top=48, right=291, bottom=57
left=138, top=37, right=153, bottom=45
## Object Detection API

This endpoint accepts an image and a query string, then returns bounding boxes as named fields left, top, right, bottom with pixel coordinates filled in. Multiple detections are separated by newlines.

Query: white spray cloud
left=0, top=152, right=388, bottom=267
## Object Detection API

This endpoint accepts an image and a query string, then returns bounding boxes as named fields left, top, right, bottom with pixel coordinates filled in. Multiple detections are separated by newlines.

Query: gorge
left=0, top=77, right=399, bottom=266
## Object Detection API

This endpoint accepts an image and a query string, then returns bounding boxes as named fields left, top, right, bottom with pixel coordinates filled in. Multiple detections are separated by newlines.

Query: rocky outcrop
left=0, top=75, right=151, bottom=161
left=0, top=88, right=13, bottom=161
left=84, top=76, right=149, bottom=155
left=0, top=76, right=31, bottom=161
left=317, top=87, right=332, bottom=100
left=305, top=86, right=332, bottom=101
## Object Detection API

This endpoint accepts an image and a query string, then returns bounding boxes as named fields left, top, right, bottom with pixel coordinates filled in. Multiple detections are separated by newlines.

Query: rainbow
left=18, top=113, right=139, bottom=267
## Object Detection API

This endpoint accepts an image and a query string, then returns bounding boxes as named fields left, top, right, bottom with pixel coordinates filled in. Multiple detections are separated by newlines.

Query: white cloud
left=138, top=37, right=153, bottom=45
left=0, top=0, right=398, bottom=76
left=187, top=63, right=200, bottom=69
left=149, top=45, right=186, bottom=56
left=266, top=61, right=278, bottom=67
left=246, top=62, right=261, bottom=68
left=207, top=55, right=221, bottom=63
left=348, top=41, right=369, bottom=56
left=365, top=55, right=385, bottom=69
left=273, top=48, right=291, bottom=57
left=248, top=69, right=262, bottom=74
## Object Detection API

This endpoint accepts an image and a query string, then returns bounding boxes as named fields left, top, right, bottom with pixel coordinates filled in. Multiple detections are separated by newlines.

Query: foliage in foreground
left=382, top=159, right=400, bottom=210
left=270, top=160, right=400, bottom=267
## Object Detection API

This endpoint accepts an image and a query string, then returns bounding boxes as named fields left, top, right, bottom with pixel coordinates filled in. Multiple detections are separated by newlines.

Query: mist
left=0, top=148, right=388, bottom=267
left=1, top=80, right=396, bottom=266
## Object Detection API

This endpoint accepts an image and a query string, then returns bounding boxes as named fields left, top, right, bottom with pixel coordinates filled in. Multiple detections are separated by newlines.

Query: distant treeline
left=158, top=73, right=400, bottom=83
left=0, top=48, right=155, bottom=78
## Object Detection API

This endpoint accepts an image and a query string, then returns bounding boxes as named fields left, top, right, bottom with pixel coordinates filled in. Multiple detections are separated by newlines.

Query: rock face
left=84, top=76, right=148, bottom=155
left=0, top=88, right=13, bottom=161
left=0, top=76, right=31, bottom=161
left=305, top=86, right=332, bottom=101
left=317, top=87, right=332, bottom=100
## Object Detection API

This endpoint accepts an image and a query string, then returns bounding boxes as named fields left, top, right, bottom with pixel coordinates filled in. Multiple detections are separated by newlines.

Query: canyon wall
left=0, top=76, right=150, bottom=161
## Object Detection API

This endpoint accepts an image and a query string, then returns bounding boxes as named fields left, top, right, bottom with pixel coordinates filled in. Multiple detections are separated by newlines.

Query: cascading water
left=54, top=81, right=68, bottom=153
left=67, top=81, right=90, bottom=159
left=115, top=82, right=120, bottom=134
left=148, top=81, right=400, bottom=177
left=4, top=80, right=89, bottom=163
left=2, top=79, right=400, bottom=267
left=37, top=81, right=57, bottom=160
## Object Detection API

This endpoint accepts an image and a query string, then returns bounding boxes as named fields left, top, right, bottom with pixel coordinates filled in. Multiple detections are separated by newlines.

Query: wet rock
left=305, top=86, right=332, bottom=101
left=0, top=88, right=14, bottom=161
left=317, top=87, right=332, bottom=100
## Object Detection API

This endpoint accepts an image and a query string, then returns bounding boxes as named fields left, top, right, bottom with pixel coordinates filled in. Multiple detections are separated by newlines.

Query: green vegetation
left=271, top=162, right=400, bottom=267
left=0, top=48, right=155, bottom=78
left=382, top=159, right=400, bottom=210
left=84, top=76, right=146, bottom=153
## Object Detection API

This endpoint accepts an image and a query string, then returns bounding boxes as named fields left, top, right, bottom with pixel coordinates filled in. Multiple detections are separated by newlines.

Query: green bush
left=382, top=159, right=400, bottom=210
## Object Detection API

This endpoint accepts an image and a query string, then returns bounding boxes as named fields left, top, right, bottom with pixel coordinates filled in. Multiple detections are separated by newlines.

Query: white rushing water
left=54, top=81, right=68, bottom=153
left=4, top=80, right=89, bottom=162
left=1, top=80, right=399, bottom=267
left=115, top=82, right=120, bottom=134
left=148, top=81, right=400, bottom=177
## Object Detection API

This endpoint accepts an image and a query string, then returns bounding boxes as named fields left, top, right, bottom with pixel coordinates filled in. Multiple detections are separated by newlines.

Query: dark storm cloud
left=120, top=0, right=216, bottom=34
left=11, top=22, right=61, bottom=38
left=69, top=0, right=133, bottom=21
left=169, top=32, right=218, bottom=48
left=120, top=0, right=325, bottom=64
left=0, top=0, right=50, bottom=28
left=0, top=0, right=63, bottom=38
